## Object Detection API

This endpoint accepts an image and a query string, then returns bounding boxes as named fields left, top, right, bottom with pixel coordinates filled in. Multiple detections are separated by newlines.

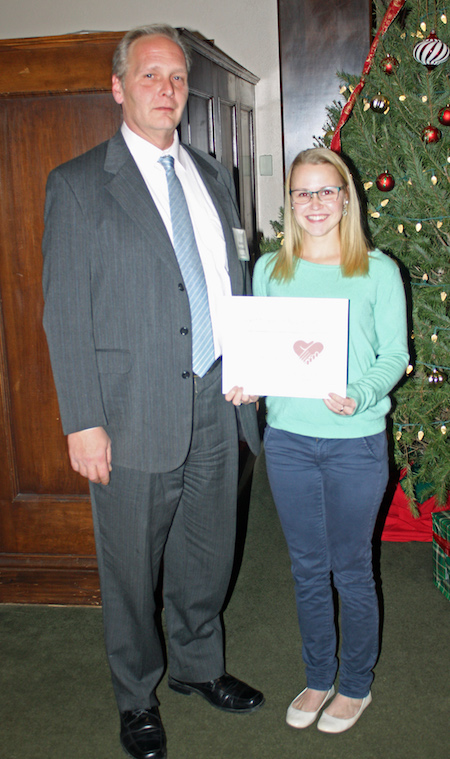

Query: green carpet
left=1, top=452, right=449, bottom=759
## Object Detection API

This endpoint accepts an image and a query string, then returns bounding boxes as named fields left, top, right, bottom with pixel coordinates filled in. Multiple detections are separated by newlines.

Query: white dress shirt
left=121, top=123, right=232, bottom=357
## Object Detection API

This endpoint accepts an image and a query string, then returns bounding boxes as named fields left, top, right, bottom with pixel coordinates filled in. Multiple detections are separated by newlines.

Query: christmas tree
left=322, top=0, right=450, bottom=507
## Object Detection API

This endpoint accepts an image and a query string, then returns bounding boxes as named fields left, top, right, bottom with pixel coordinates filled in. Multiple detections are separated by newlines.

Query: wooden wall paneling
left=0, top=34, right=123, bottom=605
left=278, top=0, right=372, bottom=172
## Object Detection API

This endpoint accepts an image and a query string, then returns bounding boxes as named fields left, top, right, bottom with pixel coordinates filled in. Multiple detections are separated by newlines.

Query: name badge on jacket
left=232, top=228, right=250, bottom=261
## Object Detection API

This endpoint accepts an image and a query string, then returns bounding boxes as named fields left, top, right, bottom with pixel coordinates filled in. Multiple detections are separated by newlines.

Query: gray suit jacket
left=42, top=130, right=260, bottom=472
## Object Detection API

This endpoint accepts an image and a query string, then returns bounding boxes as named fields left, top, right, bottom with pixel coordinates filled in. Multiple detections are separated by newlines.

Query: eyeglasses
left=289, top=186, right=345, bottom=205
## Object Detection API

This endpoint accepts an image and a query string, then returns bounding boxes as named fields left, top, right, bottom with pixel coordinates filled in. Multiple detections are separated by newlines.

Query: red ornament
left=380, top=54, right=399, bottom=75
left=376, top=172, right=395, bottom=192
left=438, top=106, right=450, bottom=126
left=421, top=125, right=442, bottom=144
left=413, top=31, right=450, bottom=70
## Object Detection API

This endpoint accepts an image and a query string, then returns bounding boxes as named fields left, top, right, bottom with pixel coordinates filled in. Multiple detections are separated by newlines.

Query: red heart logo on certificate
left=293, top=340, right=324, bottom=365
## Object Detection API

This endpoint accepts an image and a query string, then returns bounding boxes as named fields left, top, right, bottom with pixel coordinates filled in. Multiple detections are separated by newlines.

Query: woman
left=252, top=148, right=409, bottom=733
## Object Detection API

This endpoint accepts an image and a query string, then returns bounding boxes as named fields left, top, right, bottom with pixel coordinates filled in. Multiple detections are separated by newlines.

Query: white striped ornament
left=413, top=31, right=450, bottom=67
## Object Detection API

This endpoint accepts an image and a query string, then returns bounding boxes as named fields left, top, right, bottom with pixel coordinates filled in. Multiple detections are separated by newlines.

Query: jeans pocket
left=361, top=431, right=388, bottom=461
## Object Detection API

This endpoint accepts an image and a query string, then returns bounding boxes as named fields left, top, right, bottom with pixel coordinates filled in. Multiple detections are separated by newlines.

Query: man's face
left=112, top=35, right=189, bottom=149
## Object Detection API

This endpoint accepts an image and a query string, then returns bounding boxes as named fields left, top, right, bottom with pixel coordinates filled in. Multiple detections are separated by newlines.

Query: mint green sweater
left=252, top=249, right=409, bottom=439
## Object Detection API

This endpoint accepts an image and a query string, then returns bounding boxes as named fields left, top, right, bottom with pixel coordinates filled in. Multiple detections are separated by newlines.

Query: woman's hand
left=225, top=386, right=259, bottom=407
left=324, top=392, right=357, bottom=416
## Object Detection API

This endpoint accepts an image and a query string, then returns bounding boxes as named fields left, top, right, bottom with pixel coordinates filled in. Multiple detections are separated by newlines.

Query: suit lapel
left=103, top=132, right=181, bottom=274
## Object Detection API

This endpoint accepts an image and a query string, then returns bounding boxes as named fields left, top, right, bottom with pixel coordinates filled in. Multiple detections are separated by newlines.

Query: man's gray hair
left=112, top=24, right=192, bottom=82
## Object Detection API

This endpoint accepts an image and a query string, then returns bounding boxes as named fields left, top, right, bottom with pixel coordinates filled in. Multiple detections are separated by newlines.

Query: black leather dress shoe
left=120, top=707, right=167, bottom=759
left=168, top=673, right=265, bottom=713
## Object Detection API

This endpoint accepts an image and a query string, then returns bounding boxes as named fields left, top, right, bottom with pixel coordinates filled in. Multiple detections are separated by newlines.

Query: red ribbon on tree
left=330, top=0, right=406, bottom=153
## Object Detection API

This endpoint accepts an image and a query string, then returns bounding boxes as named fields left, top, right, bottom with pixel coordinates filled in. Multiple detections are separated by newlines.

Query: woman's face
left=290, top=162, right=348, bottom=243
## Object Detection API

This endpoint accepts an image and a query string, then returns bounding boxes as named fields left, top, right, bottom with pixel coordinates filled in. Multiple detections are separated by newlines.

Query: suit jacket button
left=180, top=327, right=189, bottom=335
left=182, top=370, right=191, bottom=379
left=178, top=282, right=185, bottom=291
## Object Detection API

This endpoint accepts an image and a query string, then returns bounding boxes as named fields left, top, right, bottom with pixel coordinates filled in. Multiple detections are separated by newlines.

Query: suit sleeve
left=42, top=168, right=107, bottom=435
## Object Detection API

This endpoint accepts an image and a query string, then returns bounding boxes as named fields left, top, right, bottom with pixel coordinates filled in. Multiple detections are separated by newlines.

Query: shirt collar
left=121, top=122, right=186, bottom=172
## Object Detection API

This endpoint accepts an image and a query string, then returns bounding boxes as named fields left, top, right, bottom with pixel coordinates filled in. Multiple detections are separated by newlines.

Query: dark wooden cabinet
left=0, top=31, right=258, bottom=604
left=179, top=30, right=259, bottom=261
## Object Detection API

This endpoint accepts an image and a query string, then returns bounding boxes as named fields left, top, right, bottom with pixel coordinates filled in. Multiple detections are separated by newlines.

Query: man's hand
left=67, top=427, right=112, bottom=485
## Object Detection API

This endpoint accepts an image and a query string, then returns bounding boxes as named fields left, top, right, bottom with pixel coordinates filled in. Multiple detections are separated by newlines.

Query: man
left=42, top=24, right=263, bottom=759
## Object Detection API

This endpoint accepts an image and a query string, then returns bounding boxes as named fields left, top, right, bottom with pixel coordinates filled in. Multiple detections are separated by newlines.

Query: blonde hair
left=271, top=147, right=370, bottom=281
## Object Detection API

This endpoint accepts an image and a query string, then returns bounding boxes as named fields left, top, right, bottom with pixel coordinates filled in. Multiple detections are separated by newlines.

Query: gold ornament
left=428, top=368, right=447, bottom=386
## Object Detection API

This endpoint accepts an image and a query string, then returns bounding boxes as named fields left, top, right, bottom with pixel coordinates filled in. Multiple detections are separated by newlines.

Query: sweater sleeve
left=346, top=261, right=409, bottom=414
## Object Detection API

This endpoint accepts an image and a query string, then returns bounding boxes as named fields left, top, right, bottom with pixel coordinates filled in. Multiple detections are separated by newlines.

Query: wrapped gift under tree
left=432, top=510, right=450, bottom=600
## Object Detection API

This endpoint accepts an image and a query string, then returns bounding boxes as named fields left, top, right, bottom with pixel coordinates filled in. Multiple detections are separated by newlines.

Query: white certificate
left=220, top=296, right=349, bottom=398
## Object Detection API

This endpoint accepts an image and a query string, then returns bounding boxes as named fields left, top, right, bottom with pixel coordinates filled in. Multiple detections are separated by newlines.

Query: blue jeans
left=264, top=426, right=388, bottom=698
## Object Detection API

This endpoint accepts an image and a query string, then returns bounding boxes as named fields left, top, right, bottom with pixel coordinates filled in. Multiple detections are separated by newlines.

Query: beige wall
left=3, top=0, right=283, bottom=237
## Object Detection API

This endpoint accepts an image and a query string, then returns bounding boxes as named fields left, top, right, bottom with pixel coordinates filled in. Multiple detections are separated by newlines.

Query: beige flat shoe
left=286, top=685, right=335, bottom=729
left=317, top=692, right=372, bottom=733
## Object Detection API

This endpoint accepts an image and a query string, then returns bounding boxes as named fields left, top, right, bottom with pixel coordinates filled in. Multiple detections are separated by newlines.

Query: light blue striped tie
left=159, top=155, right=215, bottom=377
